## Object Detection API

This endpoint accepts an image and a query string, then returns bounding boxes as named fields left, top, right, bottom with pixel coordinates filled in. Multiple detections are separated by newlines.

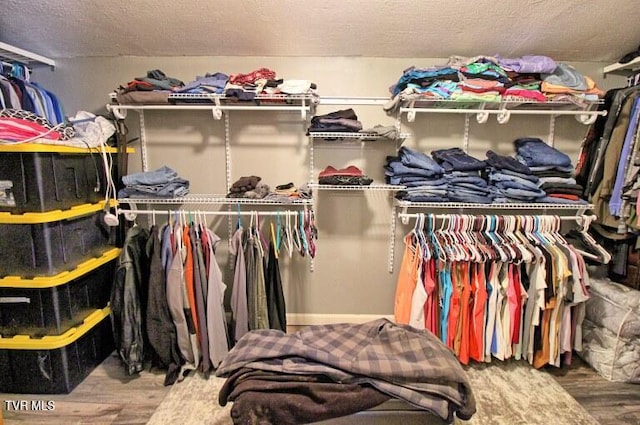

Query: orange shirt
left=182, top=226, right=200, bottom=342
left=458, top=262, right=472, bottom=365
left=394, top=235, right=420, bottom=325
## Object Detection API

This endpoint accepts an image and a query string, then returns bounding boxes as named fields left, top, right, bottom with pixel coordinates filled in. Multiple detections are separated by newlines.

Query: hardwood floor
left=1, top=352, right=638, bottom=424
left=547, top=357, right=640, bottom=425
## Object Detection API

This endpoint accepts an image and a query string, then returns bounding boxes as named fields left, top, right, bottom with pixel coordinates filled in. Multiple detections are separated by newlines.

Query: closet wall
left=33, top=56, right=625, bottom=323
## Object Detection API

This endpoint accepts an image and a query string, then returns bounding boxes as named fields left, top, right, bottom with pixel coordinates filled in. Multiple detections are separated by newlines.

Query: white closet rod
left=121, top=210, right=302, bottom=217
left=398, top=213, right=593, bottom=222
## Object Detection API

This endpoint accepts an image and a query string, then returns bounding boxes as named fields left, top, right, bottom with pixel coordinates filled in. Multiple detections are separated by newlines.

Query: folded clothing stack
left=308, top=108, right=363, bottom=134
left=263, top=182, right=312, bottom=202
left=432, top=148, right=492, bottom=204
left=318, top=166, right=373, bottom=186
left=514, top=137, right=587, bottom=205
left=484, top=150, right=545, bottom=203
left=227, top=175, right=270, bottom=199
left=119, top=165, right=190, bottom=198
left=387, top=147, right=446, bottom=202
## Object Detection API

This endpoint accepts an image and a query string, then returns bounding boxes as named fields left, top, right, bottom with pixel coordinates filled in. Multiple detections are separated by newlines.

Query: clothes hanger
left=298, top=210, right=308, bottom=257
left=284, top=212, right=294, bottom=258
left=304, top=207, right=316, bottom=258
left=292, top=210, right=303, bottom=256
left=270, top=220, right=279, bottom=260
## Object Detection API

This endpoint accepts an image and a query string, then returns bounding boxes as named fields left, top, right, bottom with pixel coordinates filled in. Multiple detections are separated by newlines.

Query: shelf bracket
left=496, top=109, right=511, bottom=124
left=107, top=104, right=127, bottom=120
left=576, top=113, right=598, bottom=126
left=400, top=205, right=409, bottom=224
left=406, top=109, right=416, bottom=123
left=212, top=97, right=223, bottom=120
left=475, top=111, right=489, bottom=124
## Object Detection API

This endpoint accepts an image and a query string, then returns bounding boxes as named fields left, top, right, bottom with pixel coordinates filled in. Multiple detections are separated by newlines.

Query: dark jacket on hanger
left=145, top=225, right=183, bottom=385
left=265, top=241, right=287, bottom=331
left=111, top=225, right=150, bottom=375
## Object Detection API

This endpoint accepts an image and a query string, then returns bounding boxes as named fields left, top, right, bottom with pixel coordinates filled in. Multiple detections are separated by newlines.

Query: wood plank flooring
left=1, top=352, right=638, bottom=424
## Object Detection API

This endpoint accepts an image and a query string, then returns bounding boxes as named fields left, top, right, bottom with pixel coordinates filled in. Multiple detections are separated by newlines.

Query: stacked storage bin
left=0, top=144, right=120, bottom=394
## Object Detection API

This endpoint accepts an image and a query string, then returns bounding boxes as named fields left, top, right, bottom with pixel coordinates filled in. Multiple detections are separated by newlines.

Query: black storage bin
left=0, top=307, right=114, bottom=394
left=0, top=206, right=115, bottom=278
left=0, top=149, right=109, bottom=214
left=0, top=249, right=119, bottom=337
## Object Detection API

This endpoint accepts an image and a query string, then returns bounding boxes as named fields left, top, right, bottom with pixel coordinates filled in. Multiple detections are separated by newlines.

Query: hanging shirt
left=205, top=229, right=230, bottom=368
left=230, top=227, right=249, bottom=343
left=409, top=250, right=428, bottom=330
left=395, top=235, right=421, bottom=325
left=484, top=262, right=499, bottom=362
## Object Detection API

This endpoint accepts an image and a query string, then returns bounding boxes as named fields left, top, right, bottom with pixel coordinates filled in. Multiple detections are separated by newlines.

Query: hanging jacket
left=145, top=225, right=183, bottom=385
left=110, top=225, right=150, bottom=375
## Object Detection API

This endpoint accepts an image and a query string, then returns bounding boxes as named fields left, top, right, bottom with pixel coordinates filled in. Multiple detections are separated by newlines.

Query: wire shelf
left=118, top=195, right=313, bottom=205
left=310, top=184, right=405, bottom=191
left=394, top=200, right=594, bottom=210
left=309, top=132, right=410, bottom=141
left=0, top=41, right=55, bottom=68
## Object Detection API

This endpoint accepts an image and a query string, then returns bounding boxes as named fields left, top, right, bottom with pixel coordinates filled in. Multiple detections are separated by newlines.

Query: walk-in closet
left=1, top=2, right=639, bottom=425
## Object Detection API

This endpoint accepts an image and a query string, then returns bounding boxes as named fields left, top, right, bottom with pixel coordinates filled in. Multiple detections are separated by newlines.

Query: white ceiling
left=1, top=0, right=640, bottom=64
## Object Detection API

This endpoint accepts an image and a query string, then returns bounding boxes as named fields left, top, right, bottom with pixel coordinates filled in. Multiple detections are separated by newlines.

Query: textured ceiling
left=1, top=0, right=640, bottom=63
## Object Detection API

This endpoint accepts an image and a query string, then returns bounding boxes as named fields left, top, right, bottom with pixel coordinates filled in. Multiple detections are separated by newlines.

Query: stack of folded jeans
left=514, top=137, right=587, bottom=204
left=445, top=171, right=494, bottom=204
left=118, top=166, right=190, bottom=198
left=431, top=148, right=487, bottom=173
left=307, top=108, right=363, bottom=134
left=431, top=148, right=493, bottom=203
left=485, top=150, right=545, bottom=203
left=386, top=147, right=446, bottom=202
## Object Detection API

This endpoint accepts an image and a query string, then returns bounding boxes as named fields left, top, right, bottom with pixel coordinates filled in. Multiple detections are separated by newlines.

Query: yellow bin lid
left=0, top=247, right=120, bottom=288
left=0, top=306, right=111, bottom=350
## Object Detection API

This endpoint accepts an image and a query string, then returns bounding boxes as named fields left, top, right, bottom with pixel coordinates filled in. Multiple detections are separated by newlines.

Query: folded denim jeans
left=445, top=174, right=488, bottom=187
left=490, top=168, right=540, bottom=183
left=449, top=183, right=492, bottom=195
left=398, top=147, right=444, bottom=173
left=119, top=179, right=190, bottom=198
left=485, top=150, right=532, bottom=175
left=514, top=137, right=572, bottom=168
left=385, top=162, right=443, bottom=178
left=492, top=178, right=541, bottom=192
left=500, top=186, right=546, bottom=199
left=398, top=194, right=448, bottom=203
left=122, top=165, right=179, bottom=186
left=447, top=191, right=494, bottom=204
left=538, top=196, right=589, bottom=205
left=403, top=180, right=449, bottom=189
left=432, top=147, right=487, bottom=172
left=392, top=177, right=447, bottom=187
left=489, top=170, right=541, bottom=189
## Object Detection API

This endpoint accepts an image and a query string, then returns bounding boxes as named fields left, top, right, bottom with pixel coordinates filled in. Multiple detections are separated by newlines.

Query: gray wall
left=32, top=56, right=626, bottom=321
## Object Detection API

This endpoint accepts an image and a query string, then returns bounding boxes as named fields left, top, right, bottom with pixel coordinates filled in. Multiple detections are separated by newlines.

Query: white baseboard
left=286, top=313, right=394, bottom=326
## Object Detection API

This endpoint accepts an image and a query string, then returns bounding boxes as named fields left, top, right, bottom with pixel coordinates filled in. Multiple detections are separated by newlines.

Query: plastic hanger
left=285, top=212, right=294, bottom=258
left=270, top=221, right=279, bottom=260
left=304, top=208, right=316, bottom=258
left=299, top=210, right=308, bottom=257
